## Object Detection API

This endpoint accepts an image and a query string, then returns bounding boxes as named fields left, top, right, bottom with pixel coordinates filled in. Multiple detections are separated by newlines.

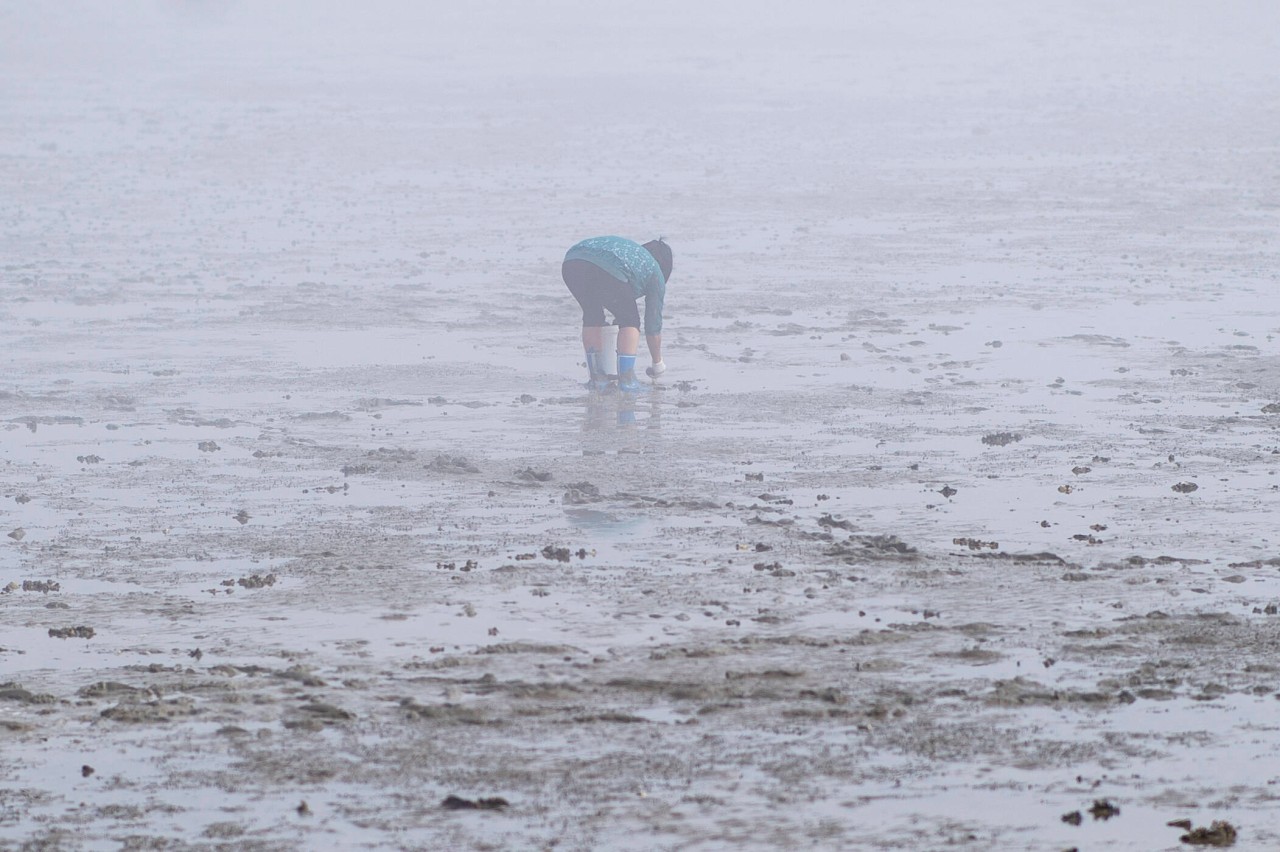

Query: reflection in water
left=578, top=391, right=662, bottom=455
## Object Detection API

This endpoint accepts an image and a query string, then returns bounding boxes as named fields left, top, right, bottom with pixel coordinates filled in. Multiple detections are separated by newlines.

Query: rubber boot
left=616, top=353, right=645, bottom=393
left=584, top=349, right=611, bottom=392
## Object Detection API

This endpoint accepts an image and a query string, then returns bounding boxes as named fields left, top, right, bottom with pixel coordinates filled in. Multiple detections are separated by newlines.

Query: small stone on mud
left=441, top=795, right=509, bottom=811
left=49, top=626, right=95, bottom=640
left=1088, top=799, right=1120, bottom=820
left=953, top=537, right=998, bottom=550
left=7, top=528, right=25, bottom=541
left=1171, top=482, right=1199, bottom=494
left=541, top=545, right=571, bottom=562
left=1180, top=820, right=1237, bottom=846
left=237, top=573, right=277, bottom=589
left=563, top=482, right=600, bottom=504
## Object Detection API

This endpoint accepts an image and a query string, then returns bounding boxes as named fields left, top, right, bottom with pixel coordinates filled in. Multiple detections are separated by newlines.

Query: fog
left=3, top=2, right=1279, bottom=850
left=7, top=1, right=1278, bottom=274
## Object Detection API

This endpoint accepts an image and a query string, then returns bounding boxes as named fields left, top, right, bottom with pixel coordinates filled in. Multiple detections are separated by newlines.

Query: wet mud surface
left=4, top=2, right=1280, bottom=850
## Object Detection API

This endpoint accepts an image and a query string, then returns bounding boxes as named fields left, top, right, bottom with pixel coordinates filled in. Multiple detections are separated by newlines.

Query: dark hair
left=642, top=239, right=673, bottom=282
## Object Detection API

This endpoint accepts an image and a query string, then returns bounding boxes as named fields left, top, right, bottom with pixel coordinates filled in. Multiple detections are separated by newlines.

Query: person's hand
left=645, top=360, right=666, bottom=378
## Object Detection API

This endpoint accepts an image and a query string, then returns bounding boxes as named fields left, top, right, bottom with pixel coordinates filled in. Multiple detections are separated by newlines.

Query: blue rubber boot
left=584, top=349, right=611, bottom=392
left=616, top=353, right=646, bottom=393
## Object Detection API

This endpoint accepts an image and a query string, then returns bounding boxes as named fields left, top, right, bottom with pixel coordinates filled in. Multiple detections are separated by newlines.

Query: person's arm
left=643, top=266, right=666, bottom=375
left=646, top=333, right=662, bottom=367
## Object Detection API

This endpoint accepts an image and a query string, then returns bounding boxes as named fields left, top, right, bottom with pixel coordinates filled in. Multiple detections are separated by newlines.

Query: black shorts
left=562, top=259, right=641, bottom=329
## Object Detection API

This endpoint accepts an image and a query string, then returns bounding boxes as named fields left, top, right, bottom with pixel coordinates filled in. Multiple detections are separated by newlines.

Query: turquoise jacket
left=564, top=236, right=666, bottom=334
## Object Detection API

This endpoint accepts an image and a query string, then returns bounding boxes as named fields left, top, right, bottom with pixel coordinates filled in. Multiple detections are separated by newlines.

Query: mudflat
left=3, top=3, right=1278, bottom=850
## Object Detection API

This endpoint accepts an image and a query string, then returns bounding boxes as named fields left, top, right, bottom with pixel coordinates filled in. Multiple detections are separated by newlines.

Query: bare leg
left=616, top=325, right=639, bottom=356
left=582, top=326, right=605, bottom=351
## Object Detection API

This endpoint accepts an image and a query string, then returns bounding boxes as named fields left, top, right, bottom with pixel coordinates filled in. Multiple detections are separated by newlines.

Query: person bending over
left=561, top=235, right=671, bottom=392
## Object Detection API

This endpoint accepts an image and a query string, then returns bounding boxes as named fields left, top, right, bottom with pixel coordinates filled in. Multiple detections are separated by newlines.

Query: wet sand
left=3, top=2, right=1280, bottom=849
